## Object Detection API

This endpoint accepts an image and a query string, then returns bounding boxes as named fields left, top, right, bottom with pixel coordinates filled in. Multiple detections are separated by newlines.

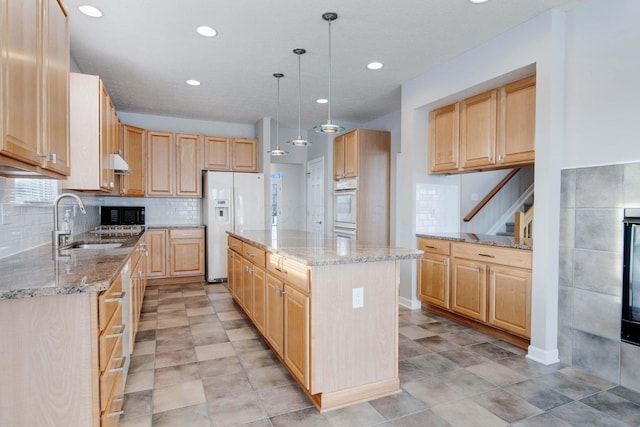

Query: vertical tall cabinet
left=333, top=128, right=391, bottom=245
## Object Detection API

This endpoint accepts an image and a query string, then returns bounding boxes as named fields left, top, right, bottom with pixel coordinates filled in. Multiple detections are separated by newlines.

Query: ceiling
left=65, top=0, right=582, bottom=131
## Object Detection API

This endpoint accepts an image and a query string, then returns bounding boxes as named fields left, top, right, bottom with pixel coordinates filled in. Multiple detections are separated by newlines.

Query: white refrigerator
left=203, top=171, right=266, bottom=282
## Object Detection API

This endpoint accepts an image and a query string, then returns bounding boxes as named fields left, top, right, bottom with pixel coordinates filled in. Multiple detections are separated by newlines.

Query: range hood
left=111, top=154, right=131, bottom=175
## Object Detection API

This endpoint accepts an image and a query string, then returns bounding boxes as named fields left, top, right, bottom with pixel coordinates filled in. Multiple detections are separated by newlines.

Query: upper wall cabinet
left=146, top=131, right=202, bottom=197
left=428, top=75, right=536, bottom=174
left=63, top=73, right=118, bottom=192
left=121, top=125, right=145, bottom=196
left=203, top=136, right=258, bottom=172
left=0, top=0, right=70, bottom=178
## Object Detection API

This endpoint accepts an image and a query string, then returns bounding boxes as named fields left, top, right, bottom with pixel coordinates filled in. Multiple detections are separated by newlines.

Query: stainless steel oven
left=334, top=179, right=357, bottom=228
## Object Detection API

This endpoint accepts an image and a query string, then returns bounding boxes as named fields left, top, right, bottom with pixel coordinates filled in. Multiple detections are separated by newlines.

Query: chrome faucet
left=53, top=193, right=86, bottom=247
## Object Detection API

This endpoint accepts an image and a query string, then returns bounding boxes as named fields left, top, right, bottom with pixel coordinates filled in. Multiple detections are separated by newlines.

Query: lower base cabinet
left=418, top=238, right=532, bottom=341
left=283, top=284, right=310, bottom=389
left=147, top=227, right=204, bottom=279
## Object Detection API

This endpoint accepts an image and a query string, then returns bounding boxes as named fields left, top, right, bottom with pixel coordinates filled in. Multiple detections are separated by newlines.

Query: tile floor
left=119, top=281, right=640, bottom=426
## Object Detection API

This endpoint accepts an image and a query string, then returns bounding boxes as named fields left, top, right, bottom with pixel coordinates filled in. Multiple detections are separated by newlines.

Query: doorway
left=306, top=157, right=324, bottom=234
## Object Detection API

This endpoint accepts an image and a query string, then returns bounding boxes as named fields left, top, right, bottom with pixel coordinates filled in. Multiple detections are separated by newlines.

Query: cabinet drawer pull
left=231, top=243, right=239, bottom=247
left=275, top=267, right=282, bottom=272
left=109, top=357, right=126, bottom=374
left=106, top=324, right=126, bottom=338
left=246, top=252, right=255, bottom=257
left=105, top=291, right=126, bottom=302
left=424, top=245, right=437, bottom=249
left=180, top=233, right=193, bottom=237
left=478, top=253, right=495, bottom=258
left=443, top=259, right=448, bottom=266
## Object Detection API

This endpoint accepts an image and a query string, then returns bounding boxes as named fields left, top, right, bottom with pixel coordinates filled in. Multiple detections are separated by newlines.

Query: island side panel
left=311, top=260, right=399, bottom=395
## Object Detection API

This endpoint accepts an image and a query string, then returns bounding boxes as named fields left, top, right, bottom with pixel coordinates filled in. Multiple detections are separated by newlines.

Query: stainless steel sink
left=61, top=241, right=123, bottom=250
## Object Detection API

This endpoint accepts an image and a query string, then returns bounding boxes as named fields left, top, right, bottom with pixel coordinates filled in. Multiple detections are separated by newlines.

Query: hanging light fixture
left=287, top=49, right=311, bottom=146
left=268, top=73, right=288, bottom=156
left=314, top=12, right=345, bottom=134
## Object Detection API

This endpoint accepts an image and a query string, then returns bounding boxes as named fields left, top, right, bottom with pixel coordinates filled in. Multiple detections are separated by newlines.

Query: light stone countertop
left=229, top=229, right=423, bottom=266
left=0, top=233, right=143, bottom=300
left=416, top=232, right=532, bottom=250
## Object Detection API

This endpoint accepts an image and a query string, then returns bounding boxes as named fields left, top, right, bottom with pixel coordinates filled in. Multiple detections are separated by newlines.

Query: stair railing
left=514, top=204, right=534, bottom=244
left=464, top=168, right=520, bottom=222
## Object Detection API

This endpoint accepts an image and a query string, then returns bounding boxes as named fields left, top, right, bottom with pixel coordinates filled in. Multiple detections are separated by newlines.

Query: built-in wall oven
left=334, top=178, right=357, bottom=239
left=622, top=208, right=640, bottom=346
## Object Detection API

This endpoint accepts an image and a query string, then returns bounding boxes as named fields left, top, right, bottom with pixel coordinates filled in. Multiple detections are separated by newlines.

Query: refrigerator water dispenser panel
left=215, top=199, right=230, bottom=223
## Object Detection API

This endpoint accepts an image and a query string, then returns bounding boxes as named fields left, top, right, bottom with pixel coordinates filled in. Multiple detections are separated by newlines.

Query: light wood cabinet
left=284, top=284, right=310, bottom=389
left=333, top=129, right=391, bottom=246
left=497, top=75, right=536, bottom=165
left=146, top=131, right=202, bottom=197
left=418, top=238, right=533, bottom=342
left=266, top=272, right=285, bottom=358
left=253, top=266, right=266, bottom=334
left=120, top=125, right=145, bottom=196
left=232, top=250, right=243, bottom=302
left=0, top=0, right=70, bottom=178
left=428, top=75, right=535, bottom=174
left=417, top=238, right=451, bottom=309
left=203, top=136, right=258, bottom=172
left=168, top=228, right=204, bottom=277
left=129, top=238, right=148, bottom=346
left=63, top=73, right=118, bottom=191
left=333, top=131, right=358, bottom=180
left=241, top=257, right=254, bottom=314
left=146, top=131, right=174, bottom=196
left=460, top=89, right=498, bottom=169
left=146, top=229, right=167, bottom=278
left=428, top=103, right=459, bottom=174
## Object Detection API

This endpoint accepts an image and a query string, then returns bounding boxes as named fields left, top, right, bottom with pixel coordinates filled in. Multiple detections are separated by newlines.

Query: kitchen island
left=227, top=229, right=423, bottom=412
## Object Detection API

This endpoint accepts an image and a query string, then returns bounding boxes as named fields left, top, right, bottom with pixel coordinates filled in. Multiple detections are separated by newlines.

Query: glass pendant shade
left=287, top=49, right=311, bottom=147
left=314, top=12, right=345, bottom=135
left=268, top=73, right=288, bottom=156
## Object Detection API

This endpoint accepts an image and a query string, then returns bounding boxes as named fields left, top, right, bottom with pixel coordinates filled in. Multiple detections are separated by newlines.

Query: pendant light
left=314, top=12, right=345, bottom=134
left=268, top=73, right=288, bottom=156
left=287, top=49, right=311, bottom=146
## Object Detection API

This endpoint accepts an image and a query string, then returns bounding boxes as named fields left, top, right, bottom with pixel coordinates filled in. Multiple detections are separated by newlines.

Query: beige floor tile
left=432, top=399, right=508, bottom=427
left=152, top=379, right=206, bottom=413
left=195, top=341, right=237, bottom=361
left=154, top=362, right=201, bottom=388
left=156, top=316, right=190, bottom=329
left=125, top=369, right=155, bottom=393
left=187, top=306, right=215, bottom=317
left=227, top=327, right=259, bottom=341
left=467, top=361, right=529, bottom=387
left=132, top=340, right=156, bottom=356
left=198, top=355, right=245, bottom=378
left=155, top=334, right=194, bottom=353
left=183, top=289, right=207, bottom=297
left=238, top=349, right=279, bottom=370
left=217, top=310, right=244, bottom=321
left=117, top=414, right=152, bottom=427
left=207, top=390, right=268, bottom=426
left=402, top=377, right=464, bottom=407
left=322, top=402, right=386, bottom=426
left=129, top=354, right=155, bottom=373
left=122, top=390, right=152, bottom=419
left=257, top=384, right=313, bottom=416
left=203, top=371, right=253, bottom=400
left=399, top=325, right=437, bottom=340
left=157, top=302, right=186, bottom=313
left=155, top=348, right=197, bottom=369
left=152, top=403, right=211, bottom=427
left=391, top=410, right=451, bottom=427
left=137, top=320, right=157, bottom=332
left=247, top=365, right=295, bottom=390
left=158, top=291, right=182, bottom=300
left=191, top=321, right=225, bottom=337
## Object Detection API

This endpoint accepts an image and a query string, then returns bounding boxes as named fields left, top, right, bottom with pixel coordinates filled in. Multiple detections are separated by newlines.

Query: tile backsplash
left=0, top=176, right=202, bottom=259
left=559, top=162, right=640, bottom=391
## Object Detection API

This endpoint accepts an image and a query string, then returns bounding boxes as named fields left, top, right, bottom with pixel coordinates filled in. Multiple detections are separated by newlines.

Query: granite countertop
left=230, top=229, right=423, bottom=266
left=0, top=232, right=143, bottom=300
left=416, top=232, right=532, bottom=250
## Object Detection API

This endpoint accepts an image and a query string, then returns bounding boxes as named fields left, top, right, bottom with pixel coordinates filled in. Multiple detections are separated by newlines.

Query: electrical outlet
left=352, top=288, right=364, bottom=309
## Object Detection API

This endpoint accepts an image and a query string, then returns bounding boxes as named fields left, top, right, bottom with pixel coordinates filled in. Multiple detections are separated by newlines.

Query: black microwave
left=100, top=206, right=145, bottom=225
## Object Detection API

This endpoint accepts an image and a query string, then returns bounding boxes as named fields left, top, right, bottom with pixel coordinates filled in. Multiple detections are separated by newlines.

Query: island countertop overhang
left=228, top=229, right=423, bottom=266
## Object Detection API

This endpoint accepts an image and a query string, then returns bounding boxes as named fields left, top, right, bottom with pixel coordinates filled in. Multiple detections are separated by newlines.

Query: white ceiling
left=65, top=0, right=582, bottom=131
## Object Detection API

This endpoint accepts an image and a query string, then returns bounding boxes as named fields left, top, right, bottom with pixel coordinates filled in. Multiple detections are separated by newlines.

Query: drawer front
left=451, top=242, right=532, bottom=269
left=101, top=389, right=124, bottom=427
left=169, top=227, right=203, bottom=239
left=282, top=258, right=310, bottom=294
left=98, top=275, right=124, bottom=331
left=243, top=242, right=266, bottom=268
left=228, top=235, right=243, bottom=253
left=100, top=335, right=123, bottom=412
left=267, top=252, right=283, bottom=277
left=417, top=237, right=450, bottom=256
left=100, top=304, right=124, bottom=372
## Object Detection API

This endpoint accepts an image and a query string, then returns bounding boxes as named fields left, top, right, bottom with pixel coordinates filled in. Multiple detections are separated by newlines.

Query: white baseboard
left=526, top=345, right=560, bottom=365
left=399, top=296, right=421, bottom=310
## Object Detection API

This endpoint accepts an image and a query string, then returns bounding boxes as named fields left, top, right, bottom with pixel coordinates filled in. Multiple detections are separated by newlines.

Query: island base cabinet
left=419, top=254, right=450, bottom=309
left=284, top=284, right=310, bottom=389
left=265, top=273, right=284, bottom=358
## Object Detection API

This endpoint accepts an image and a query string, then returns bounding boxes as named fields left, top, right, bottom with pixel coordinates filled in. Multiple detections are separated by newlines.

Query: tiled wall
left=0, top=175, right=202, bottom=259
left=559, top=162, right=640, bottom=391
left=415, top=183, right=460, bottom=234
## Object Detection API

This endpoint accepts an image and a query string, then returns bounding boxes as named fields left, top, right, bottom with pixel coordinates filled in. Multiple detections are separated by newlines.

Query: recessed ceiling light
left=78, top=5, right=103, bottom=18
left=469, top=0, right=489, bottom=3
left=316, top=98, right=328, bottom=104
left=186, top=79, right=201, bottom=86
left=196, top=26, right=218, bottom=37
left=367, top=62, right=384, bottom=70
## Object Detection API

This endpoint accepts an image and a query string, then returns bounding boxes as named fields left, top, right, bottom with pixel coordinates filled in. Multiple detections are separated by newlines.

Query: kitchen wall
left=95, top=196, right=201, bottom=226
left=559, top=162, right=640, bottom=391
